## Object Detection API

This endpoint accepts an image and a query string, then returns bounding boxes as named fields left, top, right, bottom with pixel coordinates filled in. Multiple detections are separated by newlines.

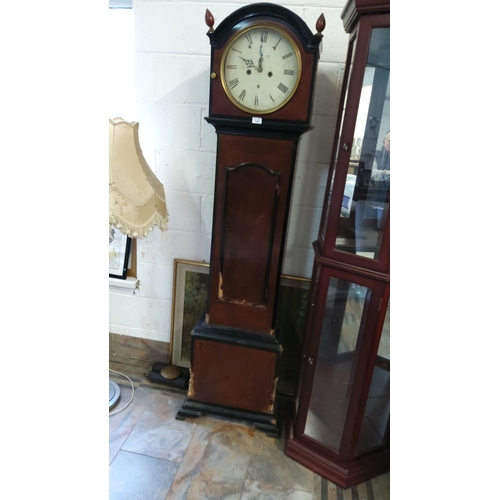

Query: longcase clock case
left=176, top=3, right=324, bottom=436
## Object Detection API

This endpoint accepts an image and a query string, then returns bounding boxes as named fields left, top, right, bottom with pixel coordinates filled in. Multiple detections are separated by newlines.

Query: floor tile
left=109, top=404, right=146, bottom=464
left=109, top=450, right=178, bottom=500
left=166, top=416, right=255, bottom=500
left=355, top=481, right=370, bottom=500
left=370, top=472, right=389, bottom=499
left=242, top=430, right=314, bottom=498
left=242, top=481, right=314, bottom=499
left=328, top=474, right=390, bottom=500
left=121, top=389, right=195, bottom=462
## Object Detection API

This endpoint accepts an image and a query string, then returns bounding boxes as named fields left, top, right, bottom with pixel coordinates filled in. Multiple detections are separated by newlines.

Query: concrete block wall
left=109, top=0, right=350, bottom=343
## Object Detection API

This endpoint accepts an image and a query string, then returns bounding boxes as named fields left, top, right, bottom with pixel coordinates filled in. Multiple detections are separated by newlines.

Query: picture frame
left=109, top=227, right=132, bottom=279
left=170, top=259, right=210, bottom=368
left=274, top=274, right=311, bottom=394
left=169, top=259, right=310, bottom=374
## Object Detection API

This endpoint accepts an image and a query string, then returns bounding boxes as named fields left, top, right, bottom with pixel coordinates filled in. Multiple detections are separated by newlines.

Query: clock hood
left=207, top=3, right=323, bottom=53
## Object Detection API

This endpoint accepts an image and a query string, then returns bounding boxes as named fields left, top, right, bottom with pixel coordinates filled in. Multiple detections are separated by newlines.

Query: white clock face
left=221, top=26, right=301, bottom=114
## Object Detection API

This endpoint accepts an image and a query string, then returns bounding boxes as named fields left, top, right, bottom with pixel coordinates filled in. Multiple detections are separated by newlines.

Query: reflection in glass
left=304, top=278, right=370, bottom=452
left=336, top=28, right=390, bottom=260
left=320, top=34, right=358, bottom=242
left=377, top=299, right=390, bottom=360
left=356, top=300, right=389, bottom=455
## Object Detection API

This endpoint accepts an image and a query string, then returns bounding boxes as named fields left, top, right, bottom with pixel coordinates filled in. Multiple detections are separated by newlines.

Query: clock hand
left=258, top=43, right=263, bottom=72
left=239, top=56, right=257, bottom=69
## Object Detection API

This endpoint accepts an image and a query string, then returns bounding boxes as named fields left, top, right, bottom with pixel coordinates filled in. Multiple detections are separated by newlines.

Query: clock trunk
left=206, top=133, right=296, bottom=333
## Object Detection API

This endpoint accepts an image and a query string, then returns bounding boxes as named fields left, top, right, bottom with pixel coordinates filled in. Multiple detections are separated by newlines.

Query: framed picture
left=170, top=260, right=210, bottom=368
left=109, top=226, right=132, bottom=279
left=274, top=275, right=311, bottom=394
left=169, top=260, right=310, bottom=374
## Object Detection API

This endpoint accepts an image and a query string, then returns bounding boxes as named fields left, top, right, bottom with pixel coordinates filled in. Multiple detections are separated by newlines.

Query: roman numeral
left=238, top=89, right=247, bottom=101
left=260, top=30, right=268, bottom=43
left=282, top=52, right=294, bottom=59
left=231, top=48, right=242, bottom=53
left=270, top=95, right=275, bottom=102
left=284, top=69, right=295, bottom=75
left=254, top=96, right=259, bottom=107
left=229, top=78, right=239, bottom=89
left=278, top=82, right=288, bottom=93
left=245, top=33, right=253, bottom=45
left=226, top=65, right=237, bottom=70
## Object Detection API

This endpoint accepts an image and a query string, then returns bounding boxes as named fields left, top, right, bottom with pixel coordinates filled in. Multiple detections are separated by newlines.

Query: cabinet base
left=284, top=404, right=389, bottom=488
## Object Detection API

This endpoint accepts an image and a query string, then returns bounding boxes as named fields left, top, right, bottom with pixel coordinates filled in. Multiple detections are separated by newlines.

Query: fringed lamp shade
left=109, top=117, right=168, bottom=238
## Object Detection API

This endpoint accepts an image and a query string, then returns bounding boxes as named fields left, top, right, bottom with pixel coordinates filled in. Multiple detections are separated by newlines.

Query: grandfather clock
left=285, top=0, right=390, bottom=487
left=176, top=3, right=324, bottom=436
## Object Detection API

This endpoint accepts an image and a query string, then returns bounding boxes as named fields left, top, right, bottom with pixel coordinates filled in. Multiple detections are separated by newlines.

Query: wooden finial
left=315, top=13, right=326, bottom=35
left=205, top=9, right=215, bottom=33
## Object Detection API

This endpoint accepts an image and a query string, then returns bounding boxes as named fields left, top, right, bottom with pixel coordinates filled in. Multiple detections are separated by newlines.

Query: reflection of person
left=359, top=130, right=389, bottom=235
left=109, top=227, right=115, bottom=244
left=371, top=131, right=390, bottom=182
left=356, top=131, right=391, bottom=247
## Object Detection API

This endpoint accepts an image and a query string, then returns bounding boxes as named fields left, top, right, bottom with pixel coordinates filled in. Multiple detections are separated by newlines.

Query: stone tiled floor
left=109, top=357, right=390, bottom=500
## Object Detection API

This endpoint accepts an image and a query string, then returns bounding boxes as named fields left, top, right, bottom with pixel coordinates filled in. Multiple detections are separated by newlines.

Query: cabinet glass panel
left=336, top=27, right=390, bottom=260
left=304, top=277, right=371, bottom=453
left=320, top=34, right=358, bottom=243
left=377, top=299, right=390, bottom=360
left=356, top=300, right=389, bottom=455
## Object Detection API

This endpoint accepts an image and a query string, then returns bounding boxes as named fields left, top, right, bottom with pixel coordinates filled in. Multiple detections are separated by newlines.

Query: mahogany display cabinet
left=285, top=0, right=390, bottom=488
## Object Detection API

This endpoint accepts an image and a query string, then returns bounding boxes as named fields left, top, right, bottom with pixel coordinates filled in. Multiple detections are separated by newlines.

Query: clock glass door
left=336, top=27, right=390, bottom=260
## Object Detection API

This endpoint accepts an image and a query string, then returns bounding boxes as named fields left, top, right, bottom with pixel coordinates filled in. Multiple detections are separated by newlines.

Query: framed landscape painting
left=170, top=260, right=209, bottom=367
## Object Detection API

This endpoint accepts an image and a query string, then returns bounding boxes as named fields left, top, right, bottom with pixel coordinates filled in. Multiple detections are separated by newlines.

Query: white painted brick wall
left=109, top=0, right=350, bottom=343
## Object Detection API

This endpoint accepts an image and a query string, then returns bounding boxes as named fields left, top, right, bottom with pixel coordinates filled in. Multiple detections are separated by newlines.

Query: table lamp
left=109, top=117, right=168, bottom=409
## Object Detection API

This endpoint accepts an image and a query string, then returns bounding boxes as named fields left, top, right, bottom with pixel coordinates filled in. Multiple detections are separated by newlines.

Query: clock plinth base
left=176, top=400, right=281, bottom=439
left=176, top=318, right=281, bottom=438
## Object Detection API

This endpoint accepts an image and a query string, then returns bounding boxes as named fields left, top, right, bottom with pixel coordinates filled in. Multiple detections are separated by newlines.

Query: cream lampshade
left=109, top=117, right=168, bottom=237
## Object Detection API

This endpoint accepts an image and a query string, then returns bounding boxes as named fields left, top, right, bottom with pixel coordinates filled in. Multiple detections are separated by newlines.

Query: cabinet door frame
left=319, top=14, right=390, bottom=274
left=294, top=261, right=389, bottom=461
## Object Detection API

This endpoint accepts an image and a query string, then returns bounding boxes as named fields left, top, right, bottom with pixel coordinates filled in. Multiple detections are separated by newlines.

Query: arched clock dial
left=221, top=26, right=301, bottom=114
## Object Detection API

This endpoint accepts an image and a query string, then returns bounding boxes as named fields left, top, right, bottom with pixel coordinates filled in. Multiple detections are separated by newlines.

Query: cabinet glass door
left=336, top=27, right=390, bottom=260
left=304, top=276, right=372, bottom=453
left=355, top=300, right=389, bottom=455
left=303, top=275, right=389, bottom=456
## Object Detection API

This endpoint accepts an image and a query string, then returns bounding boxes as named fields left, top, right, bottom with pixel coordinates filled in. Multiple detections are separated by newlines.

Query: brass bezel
left=220, top=24, right=302, bottom=115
